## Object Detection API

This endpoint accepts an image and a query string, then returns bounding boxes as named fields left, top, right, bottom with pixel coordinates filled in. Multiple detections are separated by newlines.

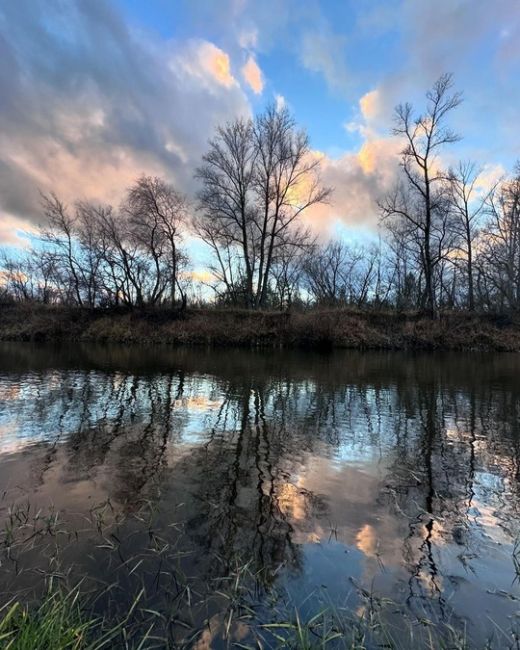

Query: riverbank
left=1, top=304, right=520, bottom=351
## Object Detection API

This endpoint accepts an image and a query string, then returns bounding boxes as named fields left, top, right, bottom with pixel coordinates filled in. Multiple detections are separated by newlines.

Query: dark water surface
left=1, top=343, right=520, bottom=647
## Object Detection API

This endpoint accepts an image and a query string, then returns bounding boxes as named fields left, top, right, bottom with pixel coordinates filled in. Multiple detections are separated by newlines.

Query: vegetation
left=1, top=303, right=520, bottom=350
left=0, top=583, right=473, bottom=650
left=0, top=497, right=515, bottom=649
left=0, top=591, right=101, bottom=650
left=1, top=75, right=520, bottom=321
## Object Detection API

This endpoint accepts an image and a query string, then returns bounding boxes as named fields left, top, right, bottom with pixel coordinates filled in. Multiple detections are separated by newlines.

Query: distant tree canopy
left=1, top=79, right=520, bottom=315
left=1, top=176, right=190, bottom=309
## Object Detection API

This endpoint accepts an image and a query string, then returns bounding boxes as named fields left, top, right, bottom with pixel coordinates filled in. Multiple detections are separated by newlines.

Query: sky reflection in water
left=0, top=344, right=519, bottom=646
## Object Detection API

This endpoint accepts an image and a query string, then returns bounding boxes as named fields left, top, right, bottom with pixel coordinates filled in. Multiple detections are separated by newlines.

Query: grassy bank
left=0, top=589, right=473, bottom=650
left=0, top=590, right=120, bottom=650
left=0, top=587, right=473, bottom=650
left=1, top=304, right=520, bottom=351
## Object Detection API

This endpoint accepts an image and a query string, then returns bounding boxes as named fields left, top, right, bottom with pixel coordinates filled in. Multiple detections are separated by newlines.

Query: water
left=0, top=342, right=519, bottom=647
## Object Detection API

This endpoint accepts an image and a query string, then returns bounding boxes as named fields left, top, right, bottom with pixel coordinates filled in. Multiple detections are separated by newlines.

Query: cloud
left=401, top=0, right=520, bottom=76
left=301, top=86, right=402, bottom=236
left=188, top=269, right=215, bottom=284
left=306, top=139, right=400, bottom=234
left=274, top=94, right=286, bottom=112
left=359, top=89, right=382, bottom=123
left=345, top=88, right=390, bottom=139
left=300, top=28, right=349, bottom=93
left=192, top=42, right=236, bottom=89
left=0, top=0, right=251, bottom=240
left=238, top=28, right=258, bottom=50
left=473, top=163, right=506, bottom=196
left=241, top=55, right=264, bottom=94
left=0, top=213, right=37, bottom=248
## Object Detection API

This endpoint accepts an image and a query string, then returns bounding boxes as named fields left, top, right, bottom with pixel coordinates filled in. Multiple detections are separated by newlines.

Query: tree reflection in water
left=0, top=344, right=519, bottom=646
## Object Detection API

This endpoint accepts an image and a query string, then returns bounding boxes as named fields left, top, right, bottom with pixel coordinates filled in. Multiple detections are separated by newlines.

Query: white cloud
left=300, top=28, right=349, bottom=93
left=238, top=28, right=258, bottom=49
left=274, top=93, right=286, bottom=112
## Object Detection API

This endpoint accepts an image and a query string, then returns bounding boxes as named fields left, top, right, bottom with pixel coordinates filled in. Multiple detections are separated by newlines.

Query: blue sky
left=0, top=0, right=519, bottom=256
left=113, top=0, right=519, bottom=158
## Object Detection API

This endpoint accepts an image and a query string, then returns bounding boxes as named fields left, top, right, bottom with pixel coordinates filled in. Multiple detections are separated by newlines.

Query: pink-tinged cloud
left=241, top=55, right=264, bottom=94
left=0, top=1, right=252, bottom=243
left=0, top=213, right=37, bottom=248
left=197, top=42, right=236, bottom=88
left=188, top=269, right=215, bottom=284
left=359, top=89, right=382, bottom=122
left=301, top=140, right=400, bottom=236
left=300, top=87, right=402, bottom=236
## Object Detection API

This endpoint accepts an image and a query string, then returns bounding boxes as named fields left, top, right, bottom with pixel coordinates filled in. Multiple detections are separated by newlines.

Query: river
left=0, top=343, right=519, bottom=648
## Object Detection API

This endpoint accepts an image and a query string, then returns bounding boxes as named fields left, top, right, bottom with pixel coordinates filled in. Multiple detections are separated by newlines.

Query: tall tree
left=380, top=73, right=462, bottom=316
left=480, top=164, right=520, bottom=311
left=196, top=105, right=330, bottom=308
left=195, top=118, right=256, bottom=307
left=447, top=161, right=490, bottom=311
left=125, top=176, right=189, bottom=308
left=40, top=194, right=85, bottom=306
left=251, top=105, right=330, bottom=308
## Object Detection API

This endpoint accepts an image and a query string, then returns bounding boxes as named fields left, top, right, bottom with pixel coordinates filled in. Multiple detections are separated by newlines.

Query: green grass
left=0, top=592, right=466, bottom=650
left=0, top=587, right=149, bottom=650
left=0, top=590, right=100, bottom=650
left=0, top=579, right=501, bottom=650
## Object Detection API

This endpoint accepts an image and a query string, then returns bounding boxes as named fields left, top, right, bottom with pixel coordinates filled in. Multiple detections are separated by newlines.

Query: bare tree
left=251, top=105, right=331, bottom=307
left=125, top=176, right=189, bottom=308
left=380, top=73, right=463, bottom=316
left=447, top=162, right=491, bottom=310
left=479, top=164, right=520, bottom=311
left=271, top=225, right=313, bottom=310
left=196, top=105, right=331, bottom=308
left=0, top=252, right=35, bottom=301
left=192, top=213, right=244, bottom=305
left=32, top=177, right=191, bottom=309
left=304, top=241, right=358, bottom=305
left=195, top=118, right=257, bottom=307
left=40, top=193, right=85, bottom=306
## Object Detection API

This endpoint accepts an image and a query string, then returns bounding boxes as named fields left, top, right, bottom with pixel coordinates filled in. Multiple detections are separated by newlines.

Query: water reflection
left=0, top=344, right=520, bottom=646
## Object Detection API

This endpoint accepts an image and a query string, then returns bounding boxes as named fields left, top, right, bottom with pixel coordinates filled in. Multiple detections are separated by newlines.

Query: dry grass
left=1, top=304, right=520, bottom=351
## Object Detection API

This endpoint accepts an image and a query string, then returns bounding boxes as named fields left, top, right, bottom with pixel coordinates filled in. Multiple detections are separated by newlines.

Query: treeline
left=1, top=74, right=520, bottom=316
left=1, top=177, right=191, bottom=310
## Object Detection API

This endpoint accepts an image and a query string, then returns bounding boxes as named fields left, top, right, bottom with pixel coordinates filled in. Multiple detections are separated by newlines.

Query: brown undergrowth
left=1, top=304, right=520, bottom=351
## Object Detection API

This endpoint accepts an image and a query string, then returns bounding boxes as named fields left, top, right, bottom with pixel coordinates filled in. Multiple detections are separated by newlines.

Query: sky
left=0, top=0, right=519, bottom=260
